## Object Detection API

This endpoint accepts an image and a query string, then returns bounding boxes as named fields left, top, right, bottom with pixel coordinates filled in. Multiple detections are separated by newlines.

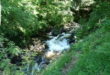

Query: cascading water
left=22, top=22, right=80, bottom=75
left=46, top=33, right=71, bottom=52
left=24, top=32, right=75, bottom=75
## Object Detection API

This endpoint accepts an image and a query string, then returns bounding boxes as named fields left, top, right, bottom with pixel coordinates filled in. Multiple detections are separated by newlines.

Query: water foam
left=46, top=33, right=71, bottom=52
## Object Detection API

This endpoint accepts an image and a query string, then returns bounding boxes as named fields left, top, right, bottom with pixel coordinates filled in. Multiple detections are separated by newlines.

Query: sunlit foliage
left=1, top=0, right=73, bottom=46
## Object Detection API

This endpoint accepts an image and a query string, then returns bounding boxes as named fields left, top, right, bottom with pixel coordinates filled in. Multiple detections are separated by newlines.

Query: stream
left=23, top=22, right=79, bottom=75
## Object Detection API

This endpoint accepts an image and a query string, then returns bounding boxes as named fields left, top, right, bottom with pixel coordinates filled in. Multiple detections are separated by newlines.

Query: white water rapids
left=46, top=33, right=71, bottom=52
left=23, top=22, right=80, bottom=75
left=25, top=32, right=74, bottom=75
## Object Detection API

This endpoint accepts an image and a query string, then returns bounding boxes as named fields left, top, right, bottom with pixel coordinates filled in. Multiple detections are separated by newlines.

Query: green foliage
left=0, top=34, right=38, bottom=75
left=72, top=0, right=95, bottom=10
left=1, top=0, right=74, bottom=74
left=40, top=2, right=110, bottom=75
left=76, top=2, right=110, bottom=39
left=1, top=0, right=110, bottom=75
left=68, top=27, right=110, bottom=75
left=1, top=0, right=73, bottom=46
left=68, top=2, right=110, bottom=75
left=0, top=35, right=24, bottom=74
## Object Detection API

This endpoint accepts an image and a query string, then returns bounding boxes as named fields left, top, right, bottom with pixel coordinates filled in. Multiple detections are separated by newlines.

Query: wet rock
left=45, top=51, right=58, bottom=59
left=35, top=55, right=50, bottom=65
left=35, top=55, right=43, bottom=65
left=63, top=22, right=80, bottom=33
left=11, top=55, right=22, bottom=66
left=68, top=33, right=76, bottom=44
left=29, top=38, right=45, bottom=53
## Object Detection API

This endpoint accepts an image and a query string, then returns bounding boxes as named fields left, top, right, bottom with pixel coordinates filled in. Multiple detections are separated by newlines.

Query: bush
left=76, top=2, right=110, bottom=39
left=1, top=0, right=73, bottom=47
left=0, top=34, right=24, bottom=74
left=68, top=27, right=110, bottom=75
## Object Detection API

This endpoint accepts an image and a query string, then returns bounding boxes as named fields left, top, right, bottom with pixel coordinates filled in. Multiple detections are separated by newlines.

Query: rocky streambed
left=24, top=22, right=79, bottom=75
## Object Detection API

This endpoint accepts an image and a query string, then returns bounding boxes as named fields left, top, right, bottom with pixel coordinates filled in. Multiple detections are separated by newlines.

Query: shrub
left=1, top=0, right=73, bottom=47
left=0, top=34, right=24, bottom=74
left=76, top=2, right=110, bottom=39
